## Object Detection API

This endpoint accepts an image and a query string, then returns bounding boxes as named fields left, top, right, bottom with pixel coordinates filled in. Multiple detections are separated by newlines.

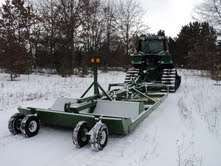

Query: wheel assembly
left=161, top=68, right=181, bottom=92
left=20, top=115, right=40, bottom=137
left=89, top=121, right=109, bottom=151
left=8, top=113, right=25, bottom=135
left=175, top=74, right=181, bottom=90
left=72, top=121, right=90, bottom=148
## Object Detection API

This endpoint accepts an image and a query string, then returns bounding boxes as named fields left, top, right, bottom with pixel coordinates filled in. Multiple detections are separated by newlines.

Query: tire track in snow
left=49, top=123, right=160, bottom=166
left=0, top=127, right=70, bottom=149
left=46, top=138, right=123, bottom=166
left=42, top=135, right=132, bottom=166
left=0, top=134, right=30, bottom=148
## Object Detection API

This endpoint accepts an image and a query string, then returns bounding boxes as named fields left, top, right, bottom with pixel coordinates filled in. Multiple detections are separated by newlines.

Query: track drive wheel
left=89, top=121, right=109, bottom=151
left=20, top=115, right=40, bottom=137
left=73, top=121, right=90, bottom=148
left=8, top=113, right=25, bottom=135
left=175, top=75, right=181, bottom=90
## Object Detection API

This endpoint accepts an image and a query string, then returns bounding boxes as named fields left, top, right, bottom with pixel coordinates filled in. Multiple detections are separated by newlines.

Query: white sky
left=0, top=0, right=203, bottom=37
left=139, top=0, right=203, bottom=37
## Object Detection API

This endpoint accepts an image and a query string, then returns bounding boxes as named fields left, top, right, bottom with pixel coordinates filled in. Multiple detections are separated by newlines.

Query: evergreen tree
left=0, top=0, right=35, bottom=80
left=175, top=21, right=217, bottom=70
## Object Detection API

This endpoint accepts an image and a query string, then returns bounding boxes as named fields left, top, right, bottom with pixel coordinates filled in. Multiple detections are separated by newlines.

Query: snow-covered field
left=0, top=70, right=221, bottom=166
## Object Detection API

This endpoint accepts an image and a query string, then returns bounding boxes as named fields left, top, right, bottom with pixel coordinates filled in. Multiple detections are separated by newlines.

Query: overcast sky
left=139, top=0, right=203, bottom=37
left=0, top=0, right=203, bottom=37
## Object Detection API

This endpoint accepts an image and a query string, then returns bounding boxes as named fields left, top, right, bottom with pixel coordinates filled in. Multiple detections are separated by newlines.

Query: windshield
left=140, top=39, right=164, bottom=53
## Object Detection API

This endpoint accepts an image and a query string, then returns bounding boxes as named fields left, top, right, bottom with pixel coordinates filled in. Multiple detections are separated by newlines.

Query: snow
left=0, top=70, right=221, bottom=166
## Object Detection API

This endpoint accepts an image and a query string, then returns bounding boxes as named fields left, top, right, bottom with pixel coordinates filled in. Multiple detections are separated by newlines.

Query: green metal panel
left=18, top=107, right=132, bottom=135
left=160, top=55, right=173, bottom=65
left=131, top=55, right=144, bottom=65
left=139, top=102, right=144, bottom=114
left=128, top=93, right=168, bottom=132
left=101, top=117, right=131, bottom=135
left=17, top=79, right=168, bottom=136
left=18, top=92, right=167, bottom=135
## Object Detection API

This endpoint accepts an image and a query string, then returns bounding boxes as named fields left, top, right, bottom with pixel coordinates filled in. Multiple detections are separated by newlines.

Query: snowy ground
left=0, top=70, right=221, bottom=166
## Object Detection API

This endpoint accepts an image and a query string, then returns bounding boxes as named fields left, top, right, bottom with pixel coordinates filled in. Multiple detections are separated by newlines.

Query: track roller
left=161, top=68, right=181, bottom=92
left=72, top=121, right=90, bottom=148
left=8, top=113, right=25, bottom=135
left=89, top=121, right=109, bottom=151
left=125, top=68, right=139, bottom=84
left=20, top=115, right=40, bottom=137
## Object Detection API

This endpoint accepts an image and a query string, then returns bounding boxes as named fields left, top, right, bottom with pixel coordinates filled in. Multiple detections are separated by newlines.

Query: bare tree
left=116, top=0, right=148, bottom=57
left=195, top=0, right=221, bottom=31
left=38, top=0, right=59, bottom=69
left=101, top=0, right=117, bottom=68
left=0, top=0, right=149, bottom=76
left=79, top=0, right=104, bottom=51
left=55, top=0, right=82, bottom=74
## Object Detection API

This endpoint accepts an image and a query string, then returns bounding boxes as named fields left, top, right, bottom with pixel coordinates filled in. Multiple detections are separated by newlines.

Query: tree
left=0, top=0, right=33, bottom=80
left=37, top=0, right=59, bottom=70
left=0, top=0, right=149, bottom=76
left=101, top=0, right=117, bottom=69
left=157, top=30, right=165, bottom=37
left=77, top=0, right=104, bottom=74
left=175, top=21, right=217, bottom=70
left=116, top=0, right=148, bottom=59
left=195, top=0, right=221, bottom=31
left=36, top=0, right=81, bottom=75
left=55, top=0, right=82, bottom=75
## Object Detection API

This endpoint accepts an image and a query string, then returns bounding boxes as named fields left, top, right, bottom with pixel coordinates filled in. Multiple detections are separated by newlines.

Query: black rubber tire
left=90, top=122, right=109, bottom=151
left=20, top=115, right=40, bottom=138
left=73, top=121, right=90, bottom=148
left=8, top=113, right=25, bottom=135
left=175, top=75, right=181, bottom=90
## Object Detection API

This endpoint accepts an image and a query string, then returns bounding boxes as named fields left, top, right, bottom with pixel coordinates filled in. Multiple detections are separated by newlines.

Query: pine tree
left=0, top=0, right=35, bottom=80
left=175, top=21, right=217, bottom=70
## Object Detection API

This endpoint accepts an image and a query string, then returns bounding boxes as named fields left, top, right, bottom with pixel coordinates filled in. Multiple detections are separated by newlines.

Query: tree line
left=0, top=0, right=147, bottom=79
left=0, top=0, right=221, bottom=80
left=175, top=21, right=217, bottom=71
left=174, top=0, right=221, bottom=79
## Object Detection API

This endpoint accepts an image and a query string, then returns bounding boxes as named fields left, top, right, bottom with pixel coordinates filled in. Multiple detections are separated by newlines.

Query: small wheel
left=73, top=121, right=90, bottom=148
left=8, top=113, right=25, bottom=135
left=90, top=121, right=109, bottom=151
left=20, top=115, right=40, bottom=137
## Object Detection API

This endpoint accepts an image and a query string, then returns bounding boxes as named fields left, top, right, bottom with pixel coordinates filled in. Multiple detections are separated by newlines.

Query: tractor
left=125, top=34, right=181, bottom=92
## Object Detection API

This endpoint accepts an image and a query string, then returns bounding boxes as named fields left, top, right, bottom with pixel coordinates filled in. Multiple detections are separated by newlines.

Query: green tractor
left=125, top=34, right=181, bottom=92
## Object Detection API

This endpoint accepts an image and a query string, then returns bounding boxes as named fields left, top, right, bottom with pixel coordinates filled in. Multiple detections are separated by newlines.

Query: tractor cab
left=138, top=35, right=168, bottom=54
